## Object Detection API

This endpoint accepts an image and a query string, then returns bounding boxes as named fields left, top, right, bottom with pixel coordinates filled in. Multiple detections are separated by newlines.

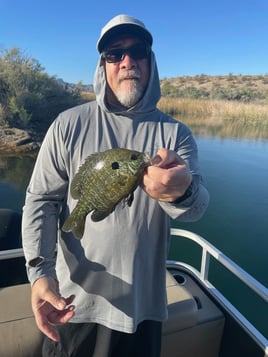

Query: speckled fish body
left=62, top=148, right=151, bottom=239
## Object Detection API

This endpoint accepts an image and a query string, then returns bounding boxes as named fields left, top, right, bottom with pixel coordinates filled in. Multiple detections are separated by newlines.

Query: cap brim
left=97, top=24, right=153, bottom=53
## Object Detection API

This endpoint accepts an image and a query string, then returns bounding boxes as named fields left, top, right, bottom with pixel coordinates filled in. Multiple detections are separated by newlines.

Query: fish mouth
left=143, top=152, right=152, bottom=167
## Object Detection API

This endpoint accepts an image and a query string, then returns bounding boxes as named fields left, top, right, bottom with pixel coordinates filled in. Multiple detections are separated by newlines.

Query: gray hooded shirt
left=22, top=51, right=209, bottom=333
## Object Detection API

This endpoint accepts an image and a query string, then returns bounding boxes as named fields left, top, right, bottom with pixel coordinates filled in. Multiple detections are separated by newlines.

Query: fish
left=62, top=148, right=151, bottom=239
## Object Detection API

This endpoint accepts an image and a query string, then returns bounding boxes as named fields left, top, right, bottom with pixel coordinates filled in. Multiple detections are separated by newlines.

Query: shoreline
left=0, top=127, right=41, bottom=154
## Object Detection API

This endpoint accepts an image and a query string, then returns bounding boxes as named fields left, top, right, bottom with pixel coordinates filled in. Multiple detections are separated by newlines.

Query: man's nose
left=120, top=53, right=137, bottom=68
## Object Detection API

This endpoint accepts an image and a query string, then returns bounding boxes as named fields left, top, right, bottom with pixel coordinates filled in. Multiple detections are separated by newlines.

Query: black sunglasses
left=102, top=43, right=151, bottom=63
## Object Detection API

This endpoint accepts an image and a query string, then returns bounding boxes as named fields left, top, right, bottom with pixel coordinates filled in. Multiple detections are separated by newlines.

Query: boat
left=0, top=208, right=267, bottom=357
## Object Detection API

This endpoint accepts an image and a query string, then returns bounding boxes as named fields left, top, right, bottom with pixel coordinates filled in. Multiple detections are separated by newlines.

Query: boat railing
left=0, top=248, right=24, bottom=260
left=167, top=228, right=268, bottom=355
left=169, top=228, right=268, bottom=302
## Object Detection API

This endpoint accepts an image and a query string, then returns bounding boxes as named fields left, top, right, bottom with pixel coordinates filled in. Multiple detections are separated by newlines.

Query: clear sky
left=1, top=0, right=268, bottom=84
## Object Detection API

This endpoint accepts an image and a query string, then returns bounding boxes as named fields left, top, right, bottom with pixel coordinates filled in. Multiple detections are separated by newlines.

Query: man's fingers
left=44, top=291, right=67, bottom=310
left=35, top=300, right=75, bottom=342
left=142, top=148, right=192, bottom=202
left=152, top=148, right=184, bottom=168
left=47, top=304, right=75, bottom=325
left=37, top=316, right=60, bottom=342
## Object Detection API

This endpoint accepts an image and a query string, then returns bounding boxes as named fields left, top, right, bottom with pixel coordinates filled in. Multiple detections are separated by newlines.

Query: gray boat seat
left=162, top=270, right=225, bottom=357
left=164, top=270, right=198, bottom=334
left=0, top=283, right=43, bottom=356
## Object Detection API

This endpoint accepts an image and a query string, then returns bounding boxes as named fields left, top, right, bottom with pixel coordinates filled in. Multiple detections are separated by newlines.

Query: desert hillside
left=160, top=74, right=268, bottom=103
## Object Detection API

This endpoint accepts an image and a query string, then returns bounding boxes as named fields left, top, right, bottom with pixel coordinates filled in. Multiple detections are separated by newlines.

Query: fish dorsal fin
left=71, top=152, right=105, bottom=199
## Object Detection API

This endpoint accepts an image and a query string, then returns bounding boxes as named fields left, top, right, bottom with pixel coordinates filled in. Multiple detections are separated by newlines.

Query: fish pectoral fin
left=91, top=208, right=114, bottom=222
left=127, top=192, right=134, bottom=207
left=121, top=192, right=134, bottom=208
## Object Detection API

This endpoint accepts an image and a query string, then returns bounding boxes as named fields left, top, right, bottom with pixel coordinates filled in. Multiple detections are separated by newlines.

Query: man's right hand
left=31, top=276, right=75, bottom=342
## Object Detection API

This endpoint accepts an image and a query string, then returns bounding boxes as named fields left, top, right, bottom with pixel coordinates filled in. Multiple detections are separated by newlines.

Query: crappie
left=62, top=148, right=151, bottom=239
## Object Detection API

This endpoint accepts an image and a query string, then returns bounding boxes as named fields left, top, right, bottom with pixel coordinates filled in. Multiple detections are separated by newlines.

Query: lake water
left=0, top=121, right=267, bottom=337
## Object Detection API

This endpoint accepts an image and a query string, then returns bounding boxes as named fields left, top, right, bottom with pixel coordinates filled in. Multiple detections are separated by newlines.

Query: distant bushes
left=0, top=48, right=90, bottom=134
left=161, top=83, right=267, bottom=103
left=161, top=83, right=209, bottom=99
left=161, top=74, right=268, bottom=104
left=209, top=85, right=265, bottom=103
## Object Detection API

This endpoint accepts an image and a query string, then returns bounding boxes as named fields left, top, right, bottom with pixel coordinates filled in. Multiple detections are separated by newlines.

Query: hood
left=97, top=14, right=153, bottom=53
left=93, top=51, right=161, bottom=118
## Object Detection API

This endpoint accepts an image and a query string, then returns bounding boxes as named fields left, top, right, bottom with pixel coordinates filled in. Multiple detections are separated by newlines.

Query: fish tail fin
left=62, top=211, right=86, bottom=240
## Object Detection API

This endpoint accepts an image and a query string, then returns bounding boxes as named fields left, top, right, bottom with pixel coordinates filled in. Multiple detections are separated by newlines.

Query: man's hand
left=142, top=148, right=192, bottom=202
left=31, top=276, right=75, bottom=342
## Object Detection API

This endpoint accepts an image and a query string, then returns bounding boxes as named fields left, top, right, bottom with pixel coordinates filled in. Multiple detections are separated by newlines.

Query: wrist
left=171, top=182, right=193, bottom=204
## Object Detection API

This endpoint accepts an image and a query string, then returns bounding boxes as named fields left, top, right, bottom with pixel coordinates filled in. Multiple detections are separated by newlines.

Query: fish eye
left=131, top=154, right=138, bottom=160
left=111, top=162, right=120, bottom=170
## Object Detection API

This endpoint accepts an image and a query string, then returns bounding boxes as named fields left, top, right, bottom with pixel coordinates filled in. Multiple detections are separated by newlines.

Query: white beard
left=115, top=79, right=144, bottom=108
left=114, top=69, right=146, bottom=108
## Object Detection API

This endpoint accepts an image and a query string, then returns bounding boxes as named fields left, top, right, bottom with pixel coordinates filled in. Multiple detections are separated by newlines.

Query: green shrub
left=0, top=47, right=87, bottom=134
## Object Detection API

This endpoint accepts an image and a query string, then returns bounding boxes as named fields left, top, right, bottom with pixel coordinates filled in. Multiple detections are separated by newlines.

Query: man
left=22, top=14, right=209, bottom=357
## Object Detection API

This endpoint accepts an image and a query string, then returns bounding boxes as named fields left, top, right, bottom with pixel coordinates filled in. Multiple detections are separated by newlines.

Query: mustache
left=118, top=70, right=141, bottom=80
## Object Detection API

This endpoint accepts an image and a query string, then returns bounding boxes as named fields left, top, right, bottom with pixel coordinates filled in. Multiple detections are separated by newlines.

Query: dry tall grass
left=80, top=91, right=96, bottom=102
left=157, top=97, right=268, bottom=122
left=79, top=92, right=268, bottom=122
left=158, top=97, right=268, bottom=139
